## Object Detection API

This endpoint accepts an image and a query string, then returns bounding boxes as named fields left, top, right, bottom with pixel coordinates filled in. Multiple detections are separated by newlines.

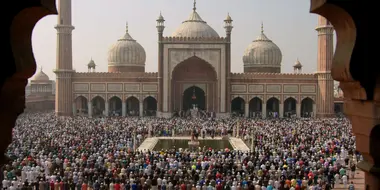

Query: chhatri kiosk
left=54, top=0, right=335, bottom=118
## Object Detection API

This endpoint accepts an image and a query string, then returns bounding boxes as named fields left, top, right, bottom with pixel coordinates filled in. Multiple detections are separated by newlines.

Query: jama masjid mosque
left=33, top=0, right=336, bottom=118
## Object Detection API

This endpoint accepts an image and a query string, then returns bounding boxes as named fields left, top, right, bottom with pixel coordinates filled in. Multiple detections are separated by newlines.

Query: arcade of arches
left=230, top=96, right=316, bottom=118
left=74, top=95, right=157, bottom=117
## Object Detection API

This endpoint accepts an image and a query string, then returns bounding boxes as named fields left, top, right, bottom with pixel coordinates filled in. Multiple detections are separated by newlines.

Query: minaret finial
left=261, top=22, right=264, bottom=33
left=193, top=0, right=196, bottom=11
left=126, top=21, right=128, bottom=32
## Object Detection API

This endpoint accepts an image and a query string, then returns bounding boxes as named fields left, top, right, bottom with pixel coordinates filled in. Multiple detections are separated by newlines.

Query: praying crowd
left=1, top=112, right=360, bottom=190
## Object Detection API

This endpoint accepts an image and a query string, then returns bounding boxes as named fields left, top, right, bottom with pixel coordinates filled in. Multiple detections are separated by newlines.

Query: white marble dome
left=33, top=68, right=49, bottom=81
left=243, top=25, right=282, bottom=68
left=108, top=24, right=146, bottom=67
left=172, top=7, right=219, bottom=38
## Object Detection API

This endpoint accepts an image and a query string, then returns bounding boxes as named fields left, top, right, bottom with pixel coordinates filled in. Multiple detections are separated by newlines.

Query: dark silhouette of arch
left=91, top=96, right=105, bottom=116
left=249, top=97, right=262, bottom=118
left=301, top=98, right=314, bottom=117
left=266, top=97, right=279, bottom=118
left=183, top=86, right=205, bottom=111
left=144, top=96, right=157, bottom=116
left=284, top=97, right=297, bottom=118
left=109, top=96, right=122, bottom=116
left=75, top=96, right=88, bottom=114
left=126, top=96, right=139, bottom=116
left=231, top=97, right=245, bottom=116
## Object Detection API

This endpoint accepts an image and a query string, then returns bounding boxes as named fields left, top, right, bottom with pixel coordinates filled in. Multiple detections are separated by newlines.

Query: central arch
left=182, top=86, right=205, bottom=111
left=231, top=97, right=245, bottom=117
left=126, top=96, right=139, bottom=116
left=91, top=96, right=105, bottom=116
left=266, top=97, right=279, bottom=118
left=109, top=96, right=122, bottom=116
left=171, top=56, right=217, bottom=112
left=249, top=97, right=262, bottom=118
left=284, top=97, right=297, bottom=118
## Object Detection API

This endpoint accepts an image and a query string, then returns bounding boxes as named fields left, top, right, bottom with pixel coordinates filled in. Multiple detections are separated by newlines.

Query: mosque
left=27, top=0, right=340, bottom=118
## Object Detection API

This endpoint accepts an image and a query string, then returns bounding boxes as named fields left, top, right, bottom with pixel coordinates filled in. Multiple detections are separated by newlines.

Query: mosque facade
left=47, top=0, right=336, bottom=118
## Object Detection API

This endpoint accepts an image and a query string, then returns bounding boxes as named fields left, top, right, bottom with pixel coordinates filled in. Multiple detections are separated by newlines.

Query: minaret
left=156, top=11, right=165, bottom=117
left=224, top=13, right=233, bottom=113
left=316, top=16, right=334, bottom=117
left=54, top=0, right=75, bottom=116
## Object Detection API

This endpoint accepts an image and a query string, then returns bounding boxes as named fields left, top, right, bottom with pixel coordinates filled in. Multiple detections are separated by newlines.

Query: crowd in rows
left=1, top=112, right=359, bottom=190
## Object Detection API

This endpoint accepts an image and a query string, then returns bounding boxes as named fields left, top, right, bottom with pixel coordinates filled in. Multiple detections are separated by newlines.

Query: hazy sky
left=31, top=0, right=326, bottom=80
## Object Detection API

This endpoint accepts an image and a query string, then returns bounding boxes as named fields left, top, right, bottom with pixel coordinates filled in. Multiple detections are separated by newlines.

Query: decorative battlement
left=73, top=72, right=158, bottom=78
left=230, top=72, right=317, bottom=79
left=161, top=36, right=227, bottom=43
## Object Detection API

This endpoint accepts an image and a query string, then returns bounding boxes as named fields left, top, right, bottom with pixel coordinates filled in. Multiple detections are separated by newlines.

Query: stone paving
left=333, top=170, right=365, bottom=190
left=137, top=136, right=251, bottom=152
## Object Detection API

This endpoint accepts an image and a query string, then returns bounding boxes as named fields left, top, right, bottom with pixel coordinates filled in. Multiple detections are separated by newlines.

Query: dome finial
left=261, top=22, right=264, bottom=33
left=40, top=66, right=43, bottom=72
left=126, top=21, right=129, bottom=32
left=193, top=0, right=196, bottom=11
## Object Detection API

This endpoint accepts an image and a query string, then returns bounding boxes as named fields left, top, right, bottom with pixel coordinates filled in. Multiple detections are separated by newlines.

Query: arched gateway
left=171, top=56, right=217, bottom=112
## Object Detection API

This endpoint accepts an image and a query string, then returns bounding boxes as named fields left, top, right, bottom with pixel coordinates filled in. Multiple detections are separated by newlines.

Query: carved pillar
left=139, top=102, right=143, bottom=117
left=245, top=103, right=249, bottom=117
left=122, top=101, right=126, bottom=117
left=105, top=102, right=109, bottom=116
left=312, top=103, right=317, bottom=117
left=262, top=104, right=266, bottom=119
left=88, top=101, right=92, bottom=118
left=279, top=103, right=284, bottom=118
left=296, top=103, right=301, bottom=117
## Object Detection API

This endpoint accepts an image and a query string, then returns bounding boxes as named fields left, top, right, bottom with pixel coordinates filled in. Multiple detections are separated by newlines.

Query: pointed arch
left=109, top=96, right=122, bottom=116
left=126, top=96, right=140, bottom=116
left=231, top=97, right=245, bottom=116
left=74, top=96, right=88, bottom=115
left=143, top=96, right=157, bottom=116
left=249, top=97, right=262, bottom=118
left=301, top=97, right=314, bottom=117
left=266, top=97, right=279, bottom=118
left=284, top=97, right=297, bottom=117
left=91, top=96, right=105, bottom=116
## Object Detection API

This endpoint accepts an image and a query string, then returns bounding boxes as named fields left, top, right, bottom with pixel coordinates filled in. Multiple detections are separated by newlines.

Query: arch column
left=312, top=103, right=317, bottom=117
left=279, top=103, right=284, bottom=118
left=296, top=103, right=301, bottom=117
left=88, top=101, right=92, bottom=118
left=139, top=102, right=143, bottom=116
left=245, top=103, right=249, bottom=117
left=105, top=101, right=109, bottom=116
left=262, top=103, right=266, bottom=119
left=72, top=102, right=76, bottom=116
left=122, top=101, right=126, bottom=116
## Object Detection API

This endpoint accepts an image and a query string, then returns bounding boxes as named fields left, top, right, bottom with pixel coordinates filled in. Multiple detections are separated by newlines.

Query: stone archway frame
left=169, top=49, right=221, bottom=80
left=107, top=94, right=123, bottom=102
left=163, top=44, right=226, bottom=113
left=231, top=95, right=247, bottom=102
left=182, top=84, right=207, bottom=94
left=125, top=94, right=141, bottom=102
left=143, top=94, right=157, bottom=101
left=300, top=95, right=316, bottom=103
left=249, top=95, right=264, bottom=102
left=283, top=95, right=299, bottom=104
left=90, top=94, right=106, bottom=102
left=265, top=95, right=281, bottom=102
left=74, top=94, right=89, bottom=102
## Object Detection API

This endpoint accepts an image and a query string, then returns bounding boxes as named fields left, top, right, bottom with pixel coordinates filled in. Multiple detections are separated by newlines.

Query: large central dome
left=172, top=4, right=219, bottom=38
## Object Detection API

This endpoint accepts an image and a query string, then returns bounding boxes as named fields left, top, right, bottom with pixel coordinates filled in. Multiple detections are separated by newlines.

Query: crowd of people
left=1, top=111, right=359, bottom=190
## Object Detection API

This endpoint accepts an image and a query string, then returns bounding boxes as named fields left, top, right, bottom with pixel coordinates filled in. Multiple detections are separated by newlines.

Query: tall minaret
left=54, top=0, right=75, bottom=116
left=316, top=16, right=334, bottom=117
